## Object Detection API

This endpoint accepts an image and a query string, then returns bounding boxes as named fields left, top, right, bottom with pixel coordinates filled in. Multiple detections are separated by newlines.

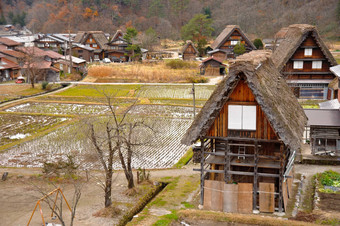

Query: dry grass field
left=85, top=61, right=201, bottom=83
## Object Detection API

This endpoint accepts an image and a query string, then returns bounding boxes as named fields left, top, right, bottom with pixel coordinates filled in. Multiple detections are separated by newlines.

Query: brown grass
left=177, top=209, right=318, bottom=226
left=92, top=206, right=122, bottom=218
left=86, top=61, right=199, bottom=83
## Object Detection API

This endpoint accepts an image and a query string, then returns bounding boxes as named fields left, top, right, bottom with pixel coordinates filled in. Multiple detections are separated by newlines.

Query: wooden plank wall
left=204, top=180, right=223, bottom=211
left=208, top=79, right=278, bottom=140
left=237, top=183, right=253, bottom=213
left=223, top=184, right=238, bottom=212
left=259, top=183, right=275, bottom=213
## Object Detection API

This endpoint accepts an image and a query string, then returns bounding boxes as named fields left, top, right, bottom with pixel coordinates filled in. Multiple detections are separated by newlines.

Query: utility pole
left=190, top=83, right=196, bottom=118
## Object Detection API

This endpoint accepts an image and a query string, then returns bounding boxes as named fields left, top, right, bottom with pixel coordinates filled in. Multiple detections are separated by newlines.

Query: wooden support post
left=224, top=141, right=230, bottom=183
left=200, top=137, right=205, bottom=205
left=278, top=143, right=284, bottom=213
left=253, top=141, right=258, bottom=211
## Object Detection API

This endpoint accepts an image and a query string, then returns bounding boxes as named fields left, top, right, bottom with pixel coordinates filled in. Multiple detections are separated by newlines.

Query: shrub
left=234, top=43, right=246, bottom=56
left=319, top=170, right=340, bottom=187
left=42, top=155, right=79, bottom=178
left=253, top=38, right=263, bottom=49
left=41, top=81, right=49, bottom=90
left=165, top=59, right=193, bottom=69
left=186, top=76, right=209, bottom=83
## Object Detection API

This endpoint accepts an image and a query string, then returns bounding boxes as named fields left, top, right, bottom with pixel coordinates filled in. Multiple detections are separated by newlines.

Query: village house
left=106, top=30, right=130, bottom=62
left=56, top=55, right=87, bottom=74
left=0, top=37, right=23, bottom=50
left=200, top=56, right=226, bottom=76
left=33, top=34, right=66, bottom=52
left=271, top=24, right=338, bottom=100
left=73, top=31, right=108, bottom=61
left=17, top=46, right=62, bottom=83
left=304, top=109, right=340, bottom=156
left=209, top=25, right=256, bottom=59
left=0, top=53, right=20, bottom=82
left=182, top=50, right=307, bottom=214
left=181, top=40, right=199, bottom=60
left=66, top=43, right=94, bottom=62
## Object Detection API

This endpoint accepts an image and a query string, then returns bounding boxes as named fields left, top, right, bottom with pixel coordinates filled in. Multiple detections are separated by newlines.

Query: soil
left=0, top=165, right=197, bottom=226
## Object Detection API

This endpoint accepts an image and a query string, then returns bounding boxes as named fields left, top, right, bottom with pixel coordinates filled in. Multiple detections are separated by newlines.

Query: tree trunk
left=104, top=169, right=112, bottom=207
left=127, top=170, right=134, bottom=189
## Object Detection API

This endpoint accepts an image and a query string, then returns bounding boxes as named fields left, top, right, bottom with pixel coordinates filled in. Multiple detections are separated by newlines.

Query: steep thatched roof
left=111, top=30, right=124, bottom=41
left=73, top=31, right=108, bottom=50
left=181, top=50, right=307, bottom=151
left=272, top=24, right=337, bottom=71
left=211, top=25, right=256, bottom=50
left=328, top=77, right=338, bottom=90
left=181, top=40, right=199, bottom=55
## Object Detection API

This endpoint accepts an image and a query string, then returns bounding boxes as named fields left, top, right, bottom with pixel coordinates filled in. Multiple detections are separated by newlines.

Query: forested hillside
left=1, top=0, right=339, bottom=40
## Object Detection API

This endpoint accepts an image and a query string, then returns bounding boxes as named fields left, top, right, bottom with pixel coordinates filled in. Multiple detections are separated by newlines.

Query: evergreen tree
left=233, top=43, right=246, bottom=56
left=253, top=39, right=263, bottom=49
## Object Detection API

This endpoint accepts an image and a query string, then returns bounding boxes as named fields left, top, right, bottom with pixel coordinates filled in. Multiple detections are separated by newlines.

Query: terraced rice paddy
left=4, top=102, right=111, bottom=115
left=1, top=84, right=215, bottom=169
left=0, top=117, right=192, bottom=169
left=0, top=114, right=70, bottom=146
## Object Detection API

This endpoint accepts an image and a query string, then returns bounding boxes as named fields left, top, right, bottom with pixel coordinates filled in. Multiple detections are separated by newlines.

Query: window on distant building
left=230, top=40, right=239, bottom=45
left=304, top=48, right=312, bottom=56
left=89, top=38, right=93, bottom=42
left=92, top=44, right=97, bottom=48
left=86, top=44, right=90, bottom=47
left=228, top=105, right=256, bottom=130
left=293, top=61, right=303, bottom=69
left=51, top=43, right=57, bottom=47
left=37, top=43, right=44, bottom=47
left=312, top=61, right=322, bottom=69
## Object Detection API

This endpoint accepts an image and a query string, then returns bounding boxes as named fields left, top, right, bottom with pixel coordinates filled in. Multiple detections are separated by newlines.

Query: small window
left=86, top=44, right=90, bottom=47
left=60, top=64, right=63, bottom=70
left=92, top=44, right=97, bottom=48
left=293, top=61, right=303, bottom=69
left=37, top=43, right=44, bottom=47
left=304, top=48, right=312, bottom=56
left=94, top=54, right=99, bottom=59
left=312, top=61, right=322, bottom=69
left=78, top=50, right=83, bottom=53
left=228, top=105, right=256, bottom=130
left=89, top=38, right=93, bottom=42
left=230, top=40, right=239, bottom=45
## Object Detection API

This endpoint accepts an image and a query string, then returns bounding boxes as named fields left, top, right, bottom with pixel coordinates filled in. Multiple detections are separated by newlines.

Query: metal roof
left=330, top=65, right=340, bottom=78
left=319, top=99, right=340, bottom=110
left=304, top=109, right=340, bottom=126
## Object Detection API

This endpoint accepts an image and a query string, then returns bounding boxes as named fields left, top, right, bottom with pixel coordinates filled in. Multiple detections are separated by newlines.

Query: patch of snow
left=9, top=133, right=30, bottom=139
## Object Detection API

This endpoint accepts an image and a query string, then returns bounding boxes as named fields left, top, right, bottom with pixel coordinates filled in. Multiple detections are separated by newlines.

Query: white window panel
left=242, top=106, right=256, bottom=130
left=92, top=44, right=97, bottom=48
left=312, top=61, right=322, bottom=69
left=304, top=48, right=312, bottom=56
left=293, top=61, right=303, bottom=69
left=228, top=105, right=242, bottom=130
left=230, top=40, right=239, bottom=45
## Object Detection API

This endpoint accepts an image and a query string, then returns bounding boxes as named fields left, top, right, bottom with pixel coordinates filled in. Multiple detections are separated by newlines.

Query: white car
left=103, top=58, right=111, bottom=63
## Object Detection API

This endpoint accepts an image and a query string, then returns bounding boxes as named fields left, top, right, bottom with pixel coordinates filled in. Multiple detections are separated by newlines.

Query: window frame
left=304, top=48, right=312, bottom=56
left=312, top=60, right=322, bottom=69
left=228, top=105, right=257, bottom=131
left=293, top=61, right=303, bottom=69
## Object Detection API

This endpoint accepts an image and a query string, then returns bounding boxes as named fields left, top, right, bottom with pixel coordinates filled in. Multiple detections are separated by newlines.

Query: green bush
left=233, top=43, right=246, bottom=56
left=41, top=81, right=49, bottom=90
left=186, top=76, right=209, bottom=83
left=319, top=170, right=340, bottom=187
left=165, top=59, right=194, bottom=69
left=253, top=38, right=263, bottom=49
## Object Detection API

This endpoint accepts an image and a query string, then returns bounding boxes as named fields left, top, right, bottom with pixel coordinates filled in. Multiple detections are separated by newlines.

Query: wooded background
left=1, top=0, right=339, bottom=41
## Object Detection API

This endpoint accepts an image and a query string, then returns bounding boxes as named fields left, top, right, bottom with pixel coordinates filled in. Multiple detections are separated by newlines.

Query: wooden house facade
left=272, top=24, right=337, bottom=100
left=210, top=25, right=256, bottom=59
left=0, top=54, right=20, bottom=82
left=200, top=56, right=226, bottom=76
left=106, top=36, right=130, bottom=62
left=73, top=31, right=108, bottom=61
left=304, top=109, right=340, bottom=156
left=66, top=43, right=94, bottom=62
left=181, top=40, right=199, bottom=60
left=33, top=34, right=65, bottom=52
left=182, top=51, right=307, bottom=213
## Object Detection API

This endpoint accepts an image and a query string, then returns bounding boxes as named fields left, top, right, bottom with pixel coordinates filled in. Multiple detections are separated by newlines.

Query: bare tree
left=86, top=89, right=154, bottom=207
left=20, top=47, right=44, bottom=88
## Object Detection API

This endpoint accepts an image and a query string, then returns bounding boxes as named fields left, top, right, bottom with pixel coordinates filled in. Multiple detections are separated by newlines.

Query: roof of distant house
left=304, top=109, right=340, bottom=126
left=0, top=37, right=22, bottom=46
left=271, top=24, right=337, bottom=71
left=211, top=25, right=256, bottom=50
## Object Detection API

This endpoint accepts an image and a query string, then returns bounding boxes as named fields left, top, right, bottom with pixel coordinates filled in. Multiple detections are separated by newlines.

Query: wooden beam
left=253, top=141, right=258, bottom=211
left=200, top=137, right=205, bottom=205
